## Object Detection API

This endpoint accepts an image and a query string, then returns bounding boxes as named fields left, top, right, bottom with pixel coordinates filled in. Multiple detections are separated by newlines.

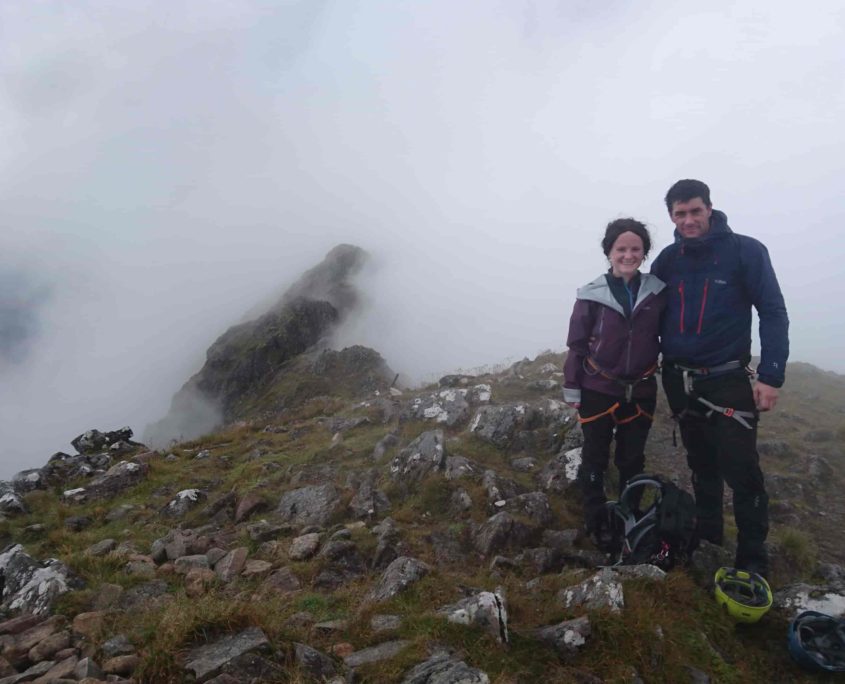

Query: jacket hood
left=576, top=272, right=665, bottom=316
left=673, top=209, right=733, bottom=247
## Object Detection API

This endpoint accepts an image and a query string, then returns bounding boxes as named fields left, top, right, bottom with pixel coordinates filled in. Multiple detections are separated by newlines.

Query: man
left=651, top=179, right=789, bottom=577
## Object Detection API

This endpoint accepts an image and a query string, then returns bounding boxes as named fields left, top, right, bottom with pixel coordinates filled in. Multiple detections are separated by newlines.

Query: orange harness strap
left=578, top=402, right=620, bottom=425
left=578, top=402, right=654, bottom=425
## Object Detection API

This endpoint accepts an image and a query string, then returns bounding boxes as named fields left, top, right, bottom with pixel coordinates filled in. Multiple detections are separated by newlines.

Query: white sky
left=1, top=1, right=844, bottom=476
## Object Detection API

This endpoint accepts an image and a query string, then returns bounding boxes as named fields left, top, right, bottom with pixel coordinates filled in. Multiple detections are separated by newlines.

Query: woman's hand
left=566, top=402, right=581, bottom=410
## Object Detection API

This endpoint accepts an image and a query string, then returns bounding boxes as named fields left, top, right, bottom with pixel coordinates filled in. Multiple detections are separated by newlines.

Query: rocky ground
left=2, top=246, right=844, bottom=683
left=1, top=353, right=845, bottom=683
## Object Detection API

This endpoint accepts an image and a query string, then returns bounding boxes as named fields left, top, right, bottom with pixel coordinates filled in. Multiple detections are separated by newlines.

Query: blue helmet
left=787, top=610, right=845, bottom=672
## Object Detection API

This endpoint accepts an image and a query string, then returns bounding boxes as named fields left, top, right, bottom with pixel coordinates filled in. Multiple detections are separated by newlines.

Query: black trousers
left=577, top=387, right=656, bottom=531
left=662, top=369, right=769, bottom=572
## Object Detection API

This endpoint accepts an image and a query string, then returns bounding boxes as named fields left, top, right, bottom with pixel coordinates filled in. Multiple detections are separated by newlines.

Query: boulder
left=215, top=548, right=248, bottom=583
left=402, top=390, right=471, bottom=427
left=537, top=448, right=581, bottom=494
left=401, top=651, right=490, bottom=684
left=469, top=405, right=524, bottom=448
left=234, top=493, right=267, bottom=523
left=10, top=470, right=45, bottom=493
left=83, top=461, right=149, bottom=500
left=289, top=533, right=321, bottom=561
left=496, top=491, right=554, bottom=526
left=277, top=484, right=341, bottom=527
left=558, top=568, right=624, bottom=613
left=389, top=430, right=447, bottom=484
left=473, top=512, right=534, bottom=556
left=0, top=482, right=27, bottom=515
left=532, top=615, right=591, bottom=661
left=344, top=640, right=411, bottom=668
left=259, top=567, right=301, bottom=595
left=162, top=489, right=207, bottom=517
left=365, top=557, right=431, bottom=604
left=293, top=643, right=337, bottom=681
left=183, top=626, right=270, bottom=682
left=443, top=456, right=480, bottom=481
left=0, top=545, right=78, bottom=615
left=438, top=589, right=508, bottom=644
left=348, top=481, right=391, bottom=520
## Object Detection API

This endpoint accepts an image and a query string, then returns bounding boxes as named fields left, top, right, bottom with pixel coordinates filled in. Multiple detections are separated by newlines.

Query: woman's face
left=609, top=231, right=645, bottom=280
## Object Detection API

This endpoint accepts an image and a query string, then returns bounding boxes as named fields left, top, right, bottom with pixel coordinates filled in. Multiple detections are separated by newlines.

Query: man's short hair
left=665, top=179, right=712, bottom=212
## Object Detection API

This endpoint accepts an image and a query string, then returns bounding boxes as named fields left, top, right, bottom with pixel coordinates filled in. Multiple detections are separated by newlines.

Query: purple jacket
left=563, top=273, right=666, bottom=403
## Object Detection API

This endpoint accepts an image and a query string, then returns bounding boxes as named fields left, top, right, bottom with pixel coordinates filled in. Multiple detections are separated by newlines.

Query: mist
left=2, top=1, right=844, bottom=477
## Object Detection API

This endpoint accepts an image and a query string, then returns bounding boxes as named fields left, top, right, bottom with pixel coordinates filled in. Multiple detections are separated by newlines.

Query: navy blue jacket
left=650, top=210, right=789, bottom=387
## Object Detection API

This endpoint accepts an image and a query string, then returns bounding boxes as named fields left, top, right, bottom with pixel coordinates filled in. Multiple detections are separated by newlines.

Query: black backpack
left=607, top=474, right=697, bottom=570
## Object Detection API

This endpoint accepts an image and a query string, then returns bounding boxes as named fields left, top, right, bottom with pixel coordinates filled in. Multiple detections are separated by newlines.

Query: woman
left=563, top=218, right=666, bottom=548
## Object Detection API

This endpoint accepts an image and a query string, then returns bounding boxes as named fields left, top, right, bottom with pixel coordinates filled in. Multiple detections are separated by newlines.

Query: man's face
left=670, top=197, right=712, bottom=239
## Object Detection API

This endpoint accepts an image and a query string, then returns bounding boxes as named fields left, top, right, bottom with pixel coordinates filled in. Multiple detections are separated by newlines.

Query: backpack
left=607, top=474, right=697, bottom=570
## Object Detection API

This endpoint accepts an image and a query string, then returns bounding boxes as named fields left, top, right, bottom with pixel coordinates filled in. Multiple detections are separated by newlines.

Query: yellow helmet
left=714, top=567, right=772, bottom=623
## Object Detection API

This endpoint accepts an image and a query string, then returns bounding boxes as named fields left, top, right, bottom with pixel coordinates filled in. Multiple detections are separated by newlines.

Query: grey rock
left=686, top=666, right=711, bottom=683
left=537, top=448, right=581, bottom=494
left=365, top=556, right=431, bottom=604
left=610, top=564, right=667, bottom=581
left=773, top=583, right=845, bottom=618
left=71, top=427, right=135, bottom=454
left=293, top=643, right=337, bottom=680
left=443, top=456, right=480, bottom=481
left=515, top=547, right=560, bottom=575
left=84, top=460, right=149, bottom=500
left=403, top=390, right=470, bottom=427
left=219, top=653, right=286, bottom=682
left=558, top=568, right=624, bottom=613
left=174, top=555, right=210, bottom=574
left=0, top=545, right=78, bottom=615
left=101, top=634, right=135, bottom=658
left=497, top=491, right=553, bottom=526
left=10, top=469, right=44, bottom=493
left=105, top=503, right=135, bottom=522
left=277, top=484, right=341, bottom=527
left=0, top=482, right=28, bottom=515
left=389, top=430, right=447, bottom=484
left=532, top=615, right=591, bottom=661
left=473, top=512, right=534, bottom=556
left=247, top=519, right=291, bottom=542
left=438, top=588, right=508, bottom=643
left=86, top=539, right=117, bottom=557
left=344, top=640, right=411, bottom=668
left=317, top=540, right=367, bottom=579
left=401, top=652, right=490, bottom=684
left=510, top=457, right=538, bottom=472
left=260, top=567, right=301, bottom=594
left=74, top=657, right=105, bottom=680
left=449, top=488, right=473, bottom=514
left=757, top=439, right=792, bottom=457
left=481, top=469, right=523, bottom=502
left=469, top=405, right=524, bottom=448
left=289, top=533, right=321, bottom=561
left=184, top=626, right=270, bottom=681
left=215, top=548, right=248, bottom=582
left=349, top=481, right=391, bottom=519
left=162, top=488, right=207, bottom=517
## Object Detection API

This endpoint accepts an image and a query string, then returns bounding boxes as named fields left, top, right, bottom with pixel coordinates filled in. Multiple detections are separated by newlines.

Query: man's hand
left=753, top=381, right=779, bottom=411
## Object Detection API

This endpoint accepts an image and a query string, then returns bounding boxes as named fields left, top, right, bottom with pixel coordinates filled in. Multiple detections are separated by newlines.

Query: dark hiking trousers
left=577, top=388, right=656, bottom=533
left=662, top=368, right=769, bottom=574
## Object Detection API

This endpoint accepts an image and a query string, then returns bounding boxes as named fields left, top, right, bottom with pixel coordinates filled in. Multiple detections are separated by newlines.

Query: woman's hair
left=601, top=218, right=651, bottom=257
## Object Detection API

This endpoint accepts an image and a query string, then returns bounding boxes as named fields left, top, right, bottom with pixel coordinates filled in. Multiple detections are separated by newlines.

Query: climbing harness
left=665, top=361, right=756, bottom=445
left=584, top=356, right=659, bottom=404
left=578, top=401, right=653, bottom=426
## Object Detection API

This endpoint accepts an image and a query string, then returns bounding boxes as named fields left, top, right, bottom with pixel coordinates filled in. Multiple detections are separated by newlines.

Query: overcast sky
left=1, top=1, right=844, bottom=477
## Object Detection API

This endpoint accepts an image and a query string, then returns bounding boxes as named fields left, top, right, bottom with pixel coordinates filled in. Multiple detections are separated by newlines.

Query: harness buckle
left=724, top=408, right=735, bottom=417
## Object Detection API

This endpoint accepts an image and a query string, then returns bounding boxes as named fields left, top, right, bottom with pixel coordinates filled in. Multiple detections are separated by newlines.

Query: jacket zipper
left=696, top=278, right=709, bottom=334
left=678, top=281, right=685, bottom=333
